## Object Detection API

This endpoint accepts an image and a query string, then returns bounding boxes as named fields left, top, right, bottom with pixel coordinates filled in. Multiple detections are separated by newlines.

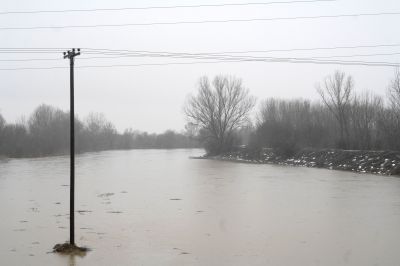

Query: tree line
left=185, top=70, right=400, bottom=155
left=0, top=105, right=199, bottom=158
left=2, top=70, right=399, bottom=158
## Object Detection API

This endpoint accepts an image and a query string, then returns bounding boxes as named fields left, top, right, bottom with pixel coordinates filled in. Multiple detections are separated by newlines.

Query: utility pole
left=63, top=48, right=80, bottom=246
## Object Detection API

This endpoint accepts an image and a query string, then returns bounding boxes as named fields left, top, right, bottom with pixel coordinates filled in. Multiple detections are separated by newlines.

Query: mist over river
left=1, top=149, right=399, bottom=266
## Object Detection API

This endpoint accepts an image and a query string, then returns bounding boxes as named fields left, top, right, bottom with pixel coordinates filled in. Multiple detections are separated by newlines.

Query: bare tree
left=0, top=113, right=5, bottom=131
left=183, top=122, right=198, bottom=139
left=317, top=70, right=353, bottom=149
left=28, top=104, right=69, bottom=155
left=382, top=68, right=400, bottom=150
left=256, top=98, right=332, bottom=154
left=388, top=68, right=400, bottom=111
left=83, top=113, right=117, bottom=151
left=184, top=75, right=256, bottom=155
left=350, top=91, right=383, bottom=150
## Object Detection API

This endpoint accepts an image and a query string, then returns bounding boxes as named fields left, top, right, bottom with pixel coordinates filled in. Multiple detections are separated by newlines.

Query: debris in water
left=98, top=193, right=114, bottom=198
left=77, top=210, right=92, bottom=215
left=54, top=214, right=68, bottom=217
left=107, top=211, right=123, bottom=214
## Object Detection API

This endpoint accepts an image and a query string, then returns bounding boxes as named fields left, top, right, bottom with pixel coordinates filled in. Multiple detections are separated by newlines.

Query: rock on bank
left=215, top=148, right=400, bottom=176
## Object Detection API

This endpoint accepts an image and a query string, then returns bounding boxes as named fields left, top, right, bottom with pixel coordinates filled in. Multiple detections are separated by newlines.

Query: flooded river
left=0, top=149, right=399, bottom=266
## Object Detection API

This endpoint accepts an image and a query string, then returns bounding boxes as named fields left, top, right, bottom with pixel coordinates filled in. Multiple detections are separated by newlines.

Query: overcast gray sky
left=0, top=0, right=399, bottom=133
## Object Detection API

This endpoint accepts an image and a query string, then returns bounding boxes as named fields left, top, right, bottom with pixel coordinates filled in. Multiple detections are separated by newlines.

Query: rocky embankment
left=213, top=148, right=400, bottom=176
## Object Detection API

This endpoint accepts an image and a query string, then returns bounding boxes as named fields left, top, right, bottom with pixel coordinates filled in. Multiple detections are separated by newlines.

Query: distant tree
left=28, top=104, right=69, bottom=155
left=256, top=98, right=296, bottom=153
left=388, top=68, right=400, bottom=111
left=317, top=70, right=353, bottom=149
left=183, top=122, right=198, bottom=139
left=0, top=113, right=5, bottom=154
left=350, top=91, right=383, bottom=150
left=117, top=128, right=135, bottom=149
left=1, top=123, right=28, bottom=157
left=0, top=113, right=4, bottom=130
left=380, top=69, right=400, bottom=150
left=184, top=75, right=256, bottom=155
left=256, top=98, right=331, bottom=155
left=83, top=113, right=117, bottom=151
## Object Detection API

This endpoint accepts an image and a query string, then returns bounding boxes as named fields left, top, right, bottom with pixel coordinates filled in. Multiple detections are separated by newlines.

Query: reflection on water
left=0, top=149, right=400, bottom=266
left=68, top=255, right=75, bottom=266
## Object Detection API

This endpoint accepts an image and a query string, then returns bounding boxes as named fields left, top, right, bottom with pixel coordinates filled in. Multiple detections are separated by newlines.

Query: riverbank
left=205, top=148, right=400, bottom=176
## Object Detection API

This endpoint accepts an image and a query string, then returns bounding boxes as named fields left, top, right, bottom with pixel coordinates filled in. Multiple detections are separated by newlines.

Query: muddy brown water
left=0, top=149, right=400, bottom=266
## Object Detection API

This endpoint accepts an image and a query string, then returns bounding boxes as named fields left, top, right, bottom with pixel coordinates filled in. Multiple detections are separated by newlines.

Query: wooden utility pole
left=63, top=48, right=80, bottom=246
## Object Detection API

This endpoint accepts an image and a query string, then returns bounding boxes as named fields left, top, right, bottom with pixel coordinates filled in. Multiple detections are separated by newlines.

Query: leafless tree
left=0, top=113, right=5, bottom=130
left=83, top=113, right=117, bottom=150
left=388, top=68, right=400, bottom=111
left=184, top=75, right=256, bottom=155
left=350, top=91, right=383, bottom=150
left=317, top=70, right=353, bottom=148
left=183, top=122, right=198, bottom=139
left=28, top=104, right=69, bottom=155
left=256, top=98, right=332, bottom=154
left=382, top=68, right=400, bottom=150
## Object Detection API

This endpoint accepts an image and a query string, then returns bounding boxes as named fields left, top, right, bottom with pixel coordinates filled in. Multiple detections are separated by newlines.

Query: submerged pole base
left=53, top=242, right=89, bottom=256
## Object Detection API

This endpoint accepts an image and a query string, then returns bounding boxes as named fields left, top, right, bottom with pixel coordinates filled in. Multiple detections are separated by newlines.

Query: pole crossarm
left=63, top=48, right=81, bottom=59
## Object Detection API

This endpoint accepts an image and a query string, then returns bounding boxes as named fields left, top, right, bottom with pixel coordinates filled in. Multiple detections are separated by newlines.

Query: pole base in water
left=53, top=242, right=89, bottom=256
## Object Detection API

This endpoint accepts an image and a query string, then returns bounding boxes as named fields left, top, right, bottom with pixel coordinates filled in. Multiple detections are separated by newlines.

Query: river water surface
left=0, top=149, right=399, bottom=266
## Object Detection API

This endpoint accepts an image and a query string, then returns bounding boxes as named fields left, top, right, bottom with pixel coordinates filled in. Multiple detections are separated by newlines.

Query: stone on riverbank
left=217, top=148, right=400, bottom=176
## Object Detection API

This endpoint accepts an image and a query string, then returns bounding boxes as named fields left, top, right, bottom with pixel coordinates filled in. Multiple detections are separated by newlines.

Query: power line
left=1, top=51, right=400, bottom=63
left=0, top=57, right=398, bottom=71
left=0, top=58, right=62, bottom=62
left=1, top=12, right=399, bottom=31
left=1, top=44, right=400, bottom=63
left=74, top=58, right=398, bottom=67
left=77, top=51, right=400, bottom=62
left=0, top=0, right=336, bottom=15
left=72, top=52, right=400, bottom=65
left=0, top=52, right=400, bottom=63
left=83, top=43, right=400, bottom=55
left=78, top=49, right=400, bottom=59
left=308, top=52, right=400, bottom=59
left=2, top=43, right=400, bottom=54
left=0, top=51, right=65, bottom=54
left=75, top=48, right=400, bottom=63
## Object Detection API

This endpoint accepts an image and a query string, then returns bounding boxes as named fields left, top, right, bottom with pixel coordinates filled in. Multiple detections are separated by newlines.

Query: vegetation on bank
left=216, top=148, right=400, bottom=176
left=185, top=70, right=400, bottom=158
left=0, top=105, right=199, bottom=158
